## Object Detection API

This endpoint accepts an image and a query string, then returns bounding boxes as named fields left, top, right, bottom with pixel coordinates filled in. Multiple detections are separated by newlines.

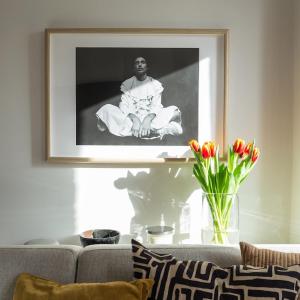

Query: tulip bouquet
left=189, top=138, right=260, bottom=244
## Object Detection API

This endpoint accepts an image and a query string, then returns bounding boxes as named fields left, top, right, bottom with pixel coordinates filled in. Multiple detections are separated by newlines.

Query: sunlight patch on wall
left=73, top=168, right=135, bottom=234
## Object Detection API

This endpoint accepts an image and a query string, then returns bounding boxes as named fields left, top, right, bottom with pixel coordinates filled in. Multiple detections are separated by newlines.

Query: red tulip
left=244, top=142, right=252, bottom=155
left=251, top=147, right=260, bottom=163
left=189, top=139, right=200, bottom=152
left=233, top=138, right=245, bottom=155
left=240, top=142, right=252, bottom=158
left=209, top=141, right=217, bottom=157
left=201, top=143, right=211, bottom=159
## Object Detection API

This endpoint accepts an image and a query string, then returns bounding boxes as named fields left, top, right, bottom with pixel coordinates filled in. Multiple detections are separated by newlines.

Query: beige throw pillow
left=240, top=241, right=300, bottom=267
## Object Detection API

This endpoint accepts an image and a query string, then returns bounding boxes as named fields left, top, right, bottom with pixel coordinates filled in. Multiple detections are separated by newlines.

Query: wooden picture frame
left=45, top=28, right=228, bottom=164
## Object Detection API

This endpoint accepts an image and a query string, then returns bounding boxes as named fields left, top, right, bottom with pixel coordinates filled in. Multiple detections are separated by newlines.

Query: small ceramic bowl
left=79, top=229, right=120, bottom=247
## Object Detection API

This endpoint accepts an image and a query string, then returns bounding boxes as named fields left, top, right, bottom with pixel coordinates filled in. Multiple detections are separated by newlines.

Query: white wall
left=0, top=0, right=294, bottom=245
left=290, top=0, right=300, bottom=243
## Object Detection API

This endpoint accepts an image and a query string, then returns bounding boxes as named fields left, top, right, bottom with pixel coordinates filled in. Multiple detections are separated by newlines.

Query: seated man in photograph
left=96, top=56, right=182, bottom=140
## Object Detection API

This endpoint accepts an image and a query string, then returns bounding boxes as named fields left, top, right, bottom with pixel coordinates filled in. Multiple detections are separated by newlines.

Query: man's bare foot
left=97, top=118, right=107, bottom=132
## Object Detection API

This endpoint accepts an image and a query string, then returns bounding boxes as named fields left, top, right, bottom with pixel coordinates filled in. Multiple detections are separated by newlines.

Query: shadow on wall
left=258, top=1, right=292, bottom=243
left=114, top=166, right=199, bottom=244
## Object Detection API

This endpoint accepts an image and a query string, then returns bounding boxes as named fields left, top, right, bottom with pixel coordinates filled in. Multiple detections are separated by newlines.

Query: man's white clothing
left=96, top=76, right=182, bottom=137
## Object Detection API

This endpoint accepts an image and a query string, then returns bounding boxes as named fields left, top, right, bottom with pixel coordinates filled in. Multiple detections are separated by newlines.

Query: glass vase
left=201, top=193, right=239, bottom=245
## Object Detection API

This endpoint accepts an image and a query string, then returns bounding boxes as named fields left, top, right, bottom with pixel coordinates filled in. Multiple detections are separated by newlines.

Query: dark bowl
left=79, top=229, right=120, bottom=247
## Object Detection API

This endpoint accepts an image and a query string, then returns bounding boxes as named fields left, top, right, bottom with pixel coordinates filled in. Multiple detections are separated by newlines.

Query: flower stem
left=204, top=193, right=236, bottom=244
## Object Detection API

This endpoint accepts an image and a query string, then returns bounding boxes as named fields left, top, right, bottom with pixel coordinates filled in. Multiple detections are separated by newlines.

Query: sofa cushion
left=240, top=241, right=300, bottom=267
left=0, top=245, right=80, bottom=300
left=13, top=273, right=153, bottom=300
left=76, top=243, right=241, bottom=283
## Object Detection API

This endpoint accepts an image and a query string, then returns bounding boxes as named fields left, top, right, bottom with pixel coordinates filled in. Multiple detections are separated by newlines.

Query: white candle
left=146, top=226, right=174, bottom=245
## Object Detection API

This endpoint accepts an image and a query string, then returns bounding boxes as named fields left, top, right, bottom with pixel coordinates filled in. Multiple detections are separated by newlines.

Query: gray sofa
left=1, top=243, right=300, bottom=300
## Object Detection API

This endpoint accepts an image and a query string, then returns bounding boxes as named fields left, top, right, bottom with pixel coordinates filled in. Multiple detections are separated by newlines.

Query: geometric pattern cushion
left=223, top=265, right=300, bottom=299
left=240, top=241, right=300, bottom=268
left=132, top=239, right=228, bottom=300
left=132, top=239, right=300, bottom=300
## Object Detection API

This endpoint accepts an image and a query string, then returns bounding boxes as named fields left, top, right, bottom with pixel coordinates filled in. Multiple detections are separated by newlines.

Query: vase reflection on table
left=189, top=138, right=260, bottom=245
left=202, top=193, right=239, bottom=245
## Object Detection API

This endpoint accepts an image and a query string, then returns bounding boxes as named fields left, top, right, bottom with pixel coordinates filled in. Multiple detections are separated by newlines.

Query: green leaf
left=234, top=160, right=246, bottom=185
left=208, top=168, right=217, bottom=194
left=216, top=164, right=227, bottom=194
left=193, top=164, right=208, bottom=191
left=225, top=171, right=236, bottom=194
left=214, top=146, right=220, bottom=174
left=239, top=163, right=255, bottom=184
left=219, top=169, right=236, bottom=195
left=193, top=151, right=203, bottom=165
left=227, top=146, right=233, bottom=172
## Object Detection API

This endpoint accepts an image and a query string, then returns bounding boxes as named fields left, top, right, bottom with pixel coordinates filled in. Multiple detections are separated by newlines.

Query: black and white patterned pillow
left=132, top=239, right=228, bottom=299
left=221, top=264, right=300, bottom=299
left=131, top=239, right=300, bottom=300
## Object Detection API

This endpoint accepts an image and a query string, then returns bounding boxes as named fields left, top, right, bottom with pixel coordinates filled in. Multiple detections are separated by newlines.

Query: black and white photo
left=76, top=48, right=199, bottom=146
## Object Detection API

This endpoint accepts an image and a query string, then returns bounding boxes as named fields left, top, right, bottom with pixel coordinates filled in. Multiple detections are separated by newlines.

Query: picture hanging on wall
left=45, top=28, right=228, bottom=164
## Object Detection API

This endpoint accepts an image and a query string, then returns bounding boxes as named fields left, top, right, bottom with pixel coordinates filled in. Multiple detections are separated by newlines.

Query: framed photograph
left=45, top=28, right=228, bottom=164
